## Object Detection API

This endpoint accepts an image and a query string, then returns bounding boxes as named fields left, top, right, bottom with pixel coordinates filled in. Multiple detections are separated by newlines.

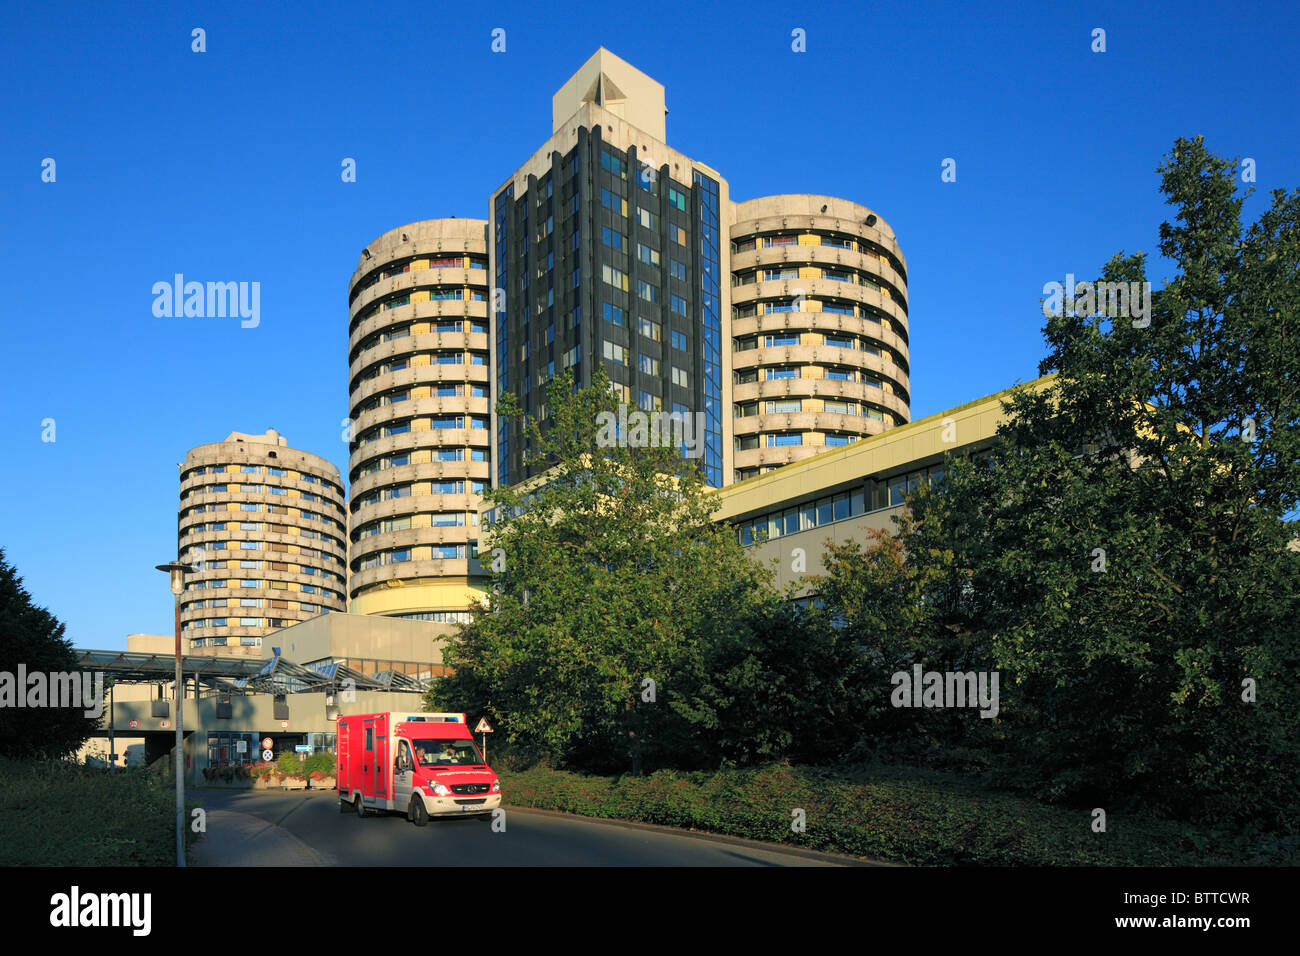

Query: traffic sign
left=261, top=737, right=273, bottom=749
left=475, top=718, right=494, bottom=733
left=280, top=720, right=289, bottom=730
left=160, top=719, right=170, bottom=729
left=295, top=745, right=310, bottom=753
left=262, top=749, right=274, bottom=761
left=128, top=719, right=139, bottom=729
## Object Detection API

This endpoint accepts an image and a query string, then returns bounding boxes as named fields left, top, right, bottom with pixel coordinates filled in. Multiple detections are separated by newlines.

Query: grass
left=0, top=757, right=200, bottom=866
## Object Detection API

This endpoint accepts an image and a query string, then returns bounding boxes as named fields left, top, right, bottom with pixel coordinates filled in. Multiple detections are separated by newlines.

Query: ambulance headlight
left=491, top=780, right=500, bottom=793
left=428, top=783, right=451, bottom=796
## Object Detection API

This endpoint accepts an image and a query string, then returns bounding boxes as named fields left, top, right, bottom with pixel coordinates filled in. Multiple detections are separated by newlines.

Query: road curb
left=502, top=805, right=899, bottom=866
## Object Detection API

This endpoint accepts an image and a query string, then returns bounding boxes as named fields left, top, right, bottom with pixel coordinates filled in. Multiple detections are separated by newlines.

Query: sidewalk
left=191, top=808, right=333, bottom=867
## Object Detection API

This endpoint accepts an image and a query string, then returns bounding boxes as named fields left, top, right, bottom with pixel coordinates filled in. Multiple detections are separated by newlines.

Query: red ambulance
left=336, top=712, right=501, bottom=825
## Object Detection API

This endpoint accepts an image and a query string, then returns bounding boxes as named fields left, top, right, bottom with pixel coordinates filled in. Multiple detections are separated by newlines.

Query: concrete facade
left=713, top=376, right=1053, bottom=594
left=82, top=613, right=454, bottom=785
left=178, top=430, right=347, bottom=657
left=347, top=49, right=914, bottom=617
left=265, top=611, right=454, bottom=678
left=729, top=196, right=911, bottom=481
left=347, top=219, right=492, bottom=620
left=78, top=633, right=173, bottom=768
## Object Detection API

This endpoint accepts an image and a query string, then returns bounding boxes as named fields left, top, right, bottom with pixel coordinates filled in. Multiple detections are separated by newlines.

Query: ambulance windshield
left=412, top=738, right=483, bottom=767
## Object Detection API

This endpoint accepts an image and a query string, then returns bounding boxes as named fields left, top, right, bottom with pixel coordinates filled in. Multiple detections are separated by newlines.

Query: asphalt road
left=194, top=788, right=869, bottom=866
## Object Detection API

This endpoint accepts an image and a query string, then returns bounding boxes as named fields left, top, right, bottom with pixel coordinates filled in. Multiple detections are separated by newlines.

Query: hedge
left=499, top=762, right=1298, bottom=866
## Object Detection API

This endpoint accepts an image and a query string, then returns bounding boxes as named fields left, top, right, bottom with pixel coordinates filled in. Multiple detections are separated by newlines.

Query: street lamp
left=155, top=560, right=191, bottom=868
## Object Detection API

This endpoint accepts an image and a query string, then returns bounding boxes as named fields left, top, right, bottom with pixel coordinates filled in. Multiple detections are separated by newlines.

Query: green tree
left=667, top=596, right=873, bottom=767
left=0, top=548, right=102, bottom=758
left=428, top=367, right=774, bottom=774
left=821, top=138, right=1300, bottom=827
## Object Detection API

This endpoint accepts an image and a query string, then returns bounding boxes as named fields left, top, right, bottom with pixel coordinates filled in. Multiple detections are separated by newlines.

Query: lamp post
left=156, top=561, right=191, bottom=868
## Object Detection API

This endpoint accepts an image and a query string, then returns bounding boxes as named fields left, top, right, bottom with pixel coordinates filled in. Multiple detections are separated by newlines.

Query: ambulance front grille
left=451, top=784, right=490, bottom=795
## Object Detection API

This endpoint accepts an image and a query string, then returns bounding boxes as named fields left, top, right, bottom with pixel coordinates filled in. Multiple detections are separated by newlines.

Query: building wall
left=728, top=195, right=911, bottom=482
left=491, top=95, right=731, bottom=489
left=265, top=611, right=454, bottom=677
left=714, top=376, right=1054, bottom=595
left=346, top=219, right=492, bottom=620
left=78, top=633, right=179, bottom=768
left=178, top=430, right=347, bottom=657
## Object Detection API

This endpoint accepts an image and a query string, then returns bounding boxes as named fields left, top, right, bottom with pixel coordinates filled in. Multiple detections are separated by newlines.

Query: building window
left=602, top=341, right=628, bottom=366
left=602, top=226, right=627, bottom=252
left=600, top=149, right=628, bottom=179
left=600, top=188, right=627, bottom=217
left=602, top=264, right=629, bottom=291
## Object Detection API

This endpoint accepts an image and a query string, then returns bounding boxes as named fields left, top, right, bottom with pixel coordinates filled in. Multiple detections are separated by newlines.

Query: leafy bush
left=499, top=763, right=1298, bottom=867
left=304, top=753, right=335, bottom=778
left=275, top=752, right=305, bottom=778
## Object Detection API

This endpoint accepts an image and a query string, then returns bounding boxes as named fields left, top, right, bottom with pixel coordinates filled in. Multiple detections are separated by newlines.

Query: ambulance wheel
left=339, top=796, right=350, bottom=814
left=354, top=794, right=367, bottom=817
left=410, top=797, right=429, bottom=827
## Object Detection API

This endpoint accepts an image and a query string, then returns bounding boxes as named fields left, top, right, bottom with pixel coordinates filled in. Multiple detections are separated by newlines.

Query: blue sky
left=2, top=0, right=1297, bottom=648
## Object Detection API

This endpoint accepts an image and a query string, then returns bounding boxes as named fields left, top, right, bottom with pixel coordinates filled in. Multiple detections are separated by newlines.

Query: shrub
left=276, top=752, right=305, bottom=779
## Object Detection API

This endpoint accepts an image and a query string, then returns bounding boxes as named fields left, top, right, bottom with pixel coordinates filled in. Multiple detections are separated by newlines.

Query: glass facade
left=693, top=171, right=722, bottom=488
left=494, top=184, right=512, bottom=488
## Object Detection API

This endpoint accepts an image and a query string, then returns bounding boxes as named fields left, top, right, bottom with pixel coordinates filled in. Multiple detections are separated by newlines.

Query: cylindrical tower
left=346, top=219, right=492, bottom=621
left=178, top=429, right=347, bottom=657
left=728, top=196, right=910, bottom=481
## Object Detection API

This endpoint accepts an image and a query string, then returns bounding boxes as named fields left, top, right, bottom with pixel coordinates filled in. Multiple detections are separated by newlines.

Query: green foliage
left=304, top=753, right=335, bottom=777
left=818, top=137, right=1300, bottom=829
left=666, top=599, right=873, bottom=766
left=498, top=763, right=1290, bottom=866
left=0, top=757, right=200, bottom=865
left=429, top=367, right=781, bottom=773
left=0, top=548, right=102, bottom=758
left=275, top=751, right=305, bottom=778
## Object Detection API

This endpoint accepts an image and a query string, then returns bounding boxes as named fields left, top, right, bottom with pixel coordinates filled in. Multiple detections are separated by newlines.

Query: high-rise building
left=491, top=48, right=729, bottom=489
left=343, top=49, right=912, bottom=622
left=728, top=196, right=910, bottom=480
left=346, top=219, right=492, bottom=622
left=178, top=429, right=347, bottom=656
